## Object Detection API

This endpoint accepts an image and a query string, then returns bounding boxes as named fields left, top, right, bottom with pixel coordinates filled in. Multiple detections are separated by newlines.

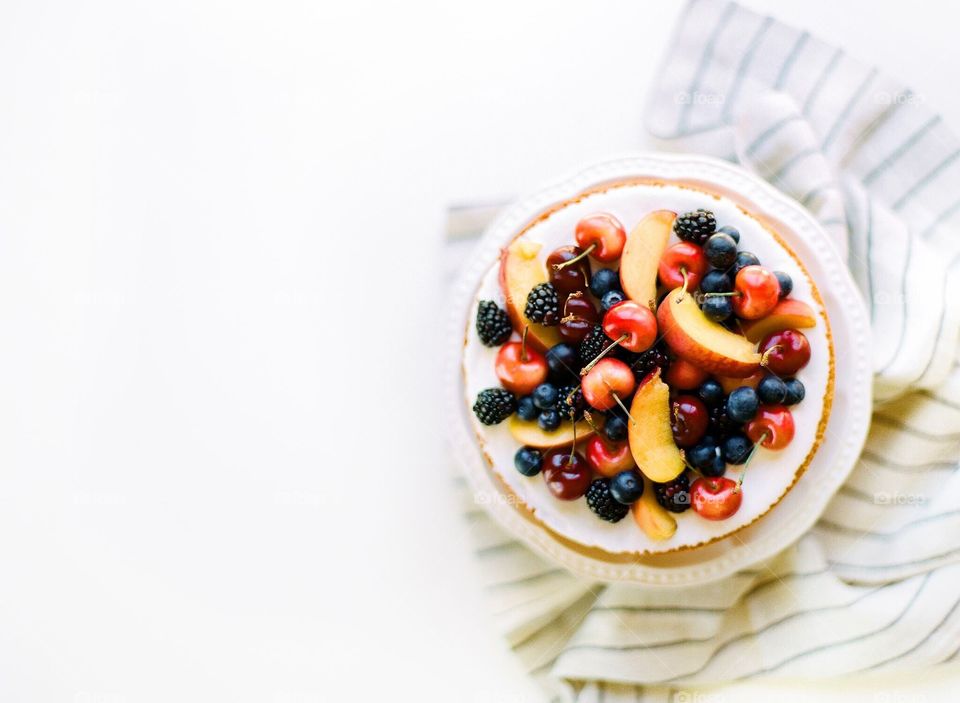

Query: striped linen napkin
left=447, top=1, right=960, bottom=699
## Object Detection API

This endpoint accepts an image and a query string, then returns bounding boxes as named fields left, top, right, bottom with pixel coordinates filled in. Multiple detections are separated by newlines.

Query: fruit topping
left=690, top=476, right=742, bottom=520
left=547, top=245, right=592, bottom=297
left=516, top=395, right=538, bottom=421
left=745, top=405, right=795, bottom=449
left=732, top=265, right=780, bottom=320
left=590, top=268, right=621, bottom=298
left=585, top=435, right=635, bottom=477
left=702, top=295, right=734, bottom=322
left=700, top=270, right=732, bottom=294
left=495, top=337, right=548, bottom=395
left=717, top=224, right=740, bottom=243
left=756, top=374, right=787, bottom=404
left=573, top=213, right=626, bottom=262
left=759, top=329, right=811, bottom=375
left=783, top=378, right=805, bottom=405
left=600, top=289, right=626, bottom=313
left=476, top=300, right=512, bottom=346
left=578, top=324, right=615, bottom=366
left=774, top=270, right=793, bottom=298
left=633, top=479, right=678, bottom=540
left=627, top=369, right=686, bottom=483
left=726, top=386, right=760, bottom=424
left=704, top=231, right=738, bottom=269
left=545, top=342, right=581, bottom=383
left=602, top=300, right=657, bottom=353
left=542, top=448, right=591, bottom=500
left=610, top=469, right=644, bottom=504
left=628, top=345, right=671, bottom=382
left=688, top=440, right=726, bottom=477
left=674, top=208, right=716, bottom=245
left=697, top=379, right=725, bottom=407
left=507, top=414, right=596, bottom=448
left=722, top=433, right=752, bottom=464
left=555, top=385, right=585, bottom=421
left=659, top=241, right=708, bottom=290
left=670, top=395, right=709, bottom=448
left=514, top=447, right=542, bottom=476
left=654, top=472, right=692, bottom=513
left=741, top=299, right=816, bottom=342
left=473, top=388, right=516, bottom=425
left=664, top=357, right=710, bottom=390
left=582, top=358, right=635, bottom=412
left=499, top=239, right=563, bottom=352
left=602, top=413, right=628, bottom=442
left=538, top=409, right=561, bottom=431
left=620, top=210, right=676, bottom=309
left=708, top=404, right=741, bottom=439
left=525, top=282, right=561, bottom=325
left=557, top=292, right=599, bottom=344
left=585, top=478, right=631, bottom=522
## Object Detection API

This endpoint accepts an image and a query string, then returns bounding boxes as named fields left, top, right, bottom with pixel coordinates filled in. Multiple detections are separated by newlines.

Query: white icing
left=463, top=182, right=831, bottom=554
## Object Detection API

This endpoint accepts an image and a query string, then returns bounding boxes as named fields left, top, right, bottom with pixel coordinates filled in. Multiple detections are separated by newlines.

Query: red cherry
left=732, top=265, right=780, bottom=320
left=558, top=292, right=599, bottom=343
left=542, top=448, right=591, bottom=500
left=664, top=358, right=709, bottom=390
left=602, top=300, right=657, bottom=353
left=658, top=242, right=708, bottom=290
left=759, top=329, right=810, bottom=375
left=581, top=358, right=635, bottom=411
left=574, top=213, right=626, bottom=262
left=585, top=436, right=635, bottom=477
left=745, top=405, right=795, bottom=449
left=670, top=395, right=709, bottom=448
left=690, top=476, right=742, bottom=520
left=547, top=246, right=592, bottom=298
left=494, top=340, right=547, bottom=395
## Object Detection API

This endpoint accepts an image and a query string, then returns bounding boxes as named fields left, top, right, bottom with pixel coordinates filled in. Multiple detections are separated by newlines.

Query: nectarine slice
left=657, top=288, right=762, bottom=378
left=740, top=299, right=817, bottom=343
left=499, top=240, right=563, bottom=353
left=628, top=369, right=686, bottom=483
left=620, top=210, right=676, bottom=311
left=632, top=478, right=677, bottom=541
left=507, top=415, right=597, bottom=449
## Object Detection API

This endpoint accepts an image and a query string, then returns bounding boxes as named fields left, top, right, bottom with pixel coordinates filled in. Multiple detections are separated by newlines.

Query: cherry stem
left=676, top=267, right=689, bottom=303
left=553, top=243, right=596, bottom=271
left=520, top=326, right=530, bottom=363
left=735, top=430, right=769, bottom=493
left=611, top=393, right=636, bottom=425
left=580, top=333, right=629, bottom=375
left=569, top=413, right=578, bottom=465
left=759, top=345, right=782, bottom=368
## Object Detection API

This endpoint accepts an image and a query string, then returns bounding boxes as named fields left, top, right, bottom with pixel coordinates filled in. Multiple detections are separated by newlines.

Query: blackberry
left=524, top=282, right=560, bottom=325
left=472, top=388, right=516, bottom=425
left=556, top=385, right=585, bottom=421
left=585, top=479, right=630, bottom=522
left=709, top=404, right=741, bottom=438
left=654, top=472, right=692, bottom=513
left=475, top=300, right=512, bottom=346
left=630, top=345, right=670, bottom=381
left=579, top=324, right=614, bottom=365
left=675, top=209, right=716, bottom=245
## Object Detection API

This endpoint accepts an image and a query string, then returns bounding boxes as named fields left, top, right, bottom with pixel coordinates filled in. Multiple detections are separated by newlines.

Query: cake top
left=464, top=179, right=832, bottom=555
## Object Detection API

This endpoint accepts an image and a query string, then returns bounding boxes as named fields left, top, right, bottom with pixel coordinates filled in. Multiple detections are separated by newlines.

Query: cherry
left=573, top=213, right=626, bottom=263
left=658, top=242, right=708, bottom=291
left=558, top=292, right=599, bottom=344
left=670, top=395, right=709, bottom=448
left=759, top=329, right=810, bottom=375
left=745, top=405, right=795, bottom=449
left=732, top=265, right=780, bottom=320
left=585, top=435, right=635, bottom=477
left=690, top=476, right=742, bottom=520
left=547, top=246, right=592, bottom=298
left=542, top=448, right=591, bottom=500
left=494, top=330, right=548, bottom=394
left=664, top=358, right=709, bottom=390
left=602, top=300, right=657, bottom=353
left=581, top=358, right=635, bottom=412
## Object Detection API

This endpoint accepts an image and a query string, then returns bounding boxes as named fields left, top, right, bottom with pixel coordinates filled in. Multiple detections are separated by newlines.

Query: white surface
left=0, top=0, right=958, bottom=701
left=458, top=159, right=843, bottom=563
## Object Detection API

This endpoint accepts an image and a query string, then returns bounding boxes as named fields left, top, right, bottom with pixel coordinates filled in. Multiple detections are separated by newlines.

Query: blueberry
left=600, top=289, right=626, bottom=313
left=537, top=409, right=561, bottom=431
left=774, top=271, right=793, bottom=298
left=516, top=395, right=538, bottom=421
left=704, top=233, right=738, bottom=269
left=732, top=251, right=760, bottom=276
left=590, top=268, right=621, bottom=298
left=603, top=414, right=628, bottom=441
left=700, top=270, right=732, bottom=294
left=702, top=295, right=733, bottom=322
left=783, top=378, right=805, bottom=405
left=610, top=469, right=644, bottom=504
left=546, top=343, right=580, bottom=382
left=757, top=375, right=787, bottom=404
left=688, top=441, right=718, bottom=469
left=726, top=387, right=759, bottom=423
left=532, top=383, right=559, bottom=410
left=701, top=452, right=727, bottom=477
left=697, top=379, right=725, bottom=408
left=723, top=434, right=753, bottom=464
left=717, top=225, right=740, bottom=243
left=514, top=447, right=542, bottom=476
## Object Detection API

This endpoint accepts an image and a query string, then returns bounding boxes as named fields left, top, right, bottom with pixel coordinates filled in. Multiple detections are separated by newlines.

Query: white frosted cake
left=463, top=178, right=834, bottom=555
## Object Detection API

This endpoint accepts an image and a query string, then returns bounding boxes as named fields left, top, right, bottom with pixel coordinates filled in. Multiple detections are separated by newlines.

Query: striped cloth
left=447, top=1, right=960, bottom=699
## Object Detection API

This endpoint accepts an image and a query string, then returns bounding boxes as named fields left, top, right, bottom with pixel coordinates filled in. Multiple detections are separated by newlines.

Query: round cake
left=463, top=177, right=834, bottom=555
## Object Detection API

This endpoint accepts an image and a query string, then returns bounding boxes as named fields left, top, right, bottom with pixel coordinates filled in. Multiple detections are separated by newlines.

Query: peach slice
left=657, top=288, right=762, bottom=378
left=717, top=369, right=763, bottom=394
left=507, top=415, right=597, bottom=449
left=740, top=299, right=817, bottom=343
left=627, top=369, right=686, bottom=483
left=619, top=210, right=676, bottom=311
left=632, top=477, right=677, bottom=541
left=499, top=239, right=563, bottom=353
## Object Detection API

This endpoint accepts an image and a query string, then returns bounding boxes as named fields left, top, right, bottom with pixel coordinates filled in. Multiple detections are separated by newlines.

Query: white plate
left=444, top=154, right=872, bottom=586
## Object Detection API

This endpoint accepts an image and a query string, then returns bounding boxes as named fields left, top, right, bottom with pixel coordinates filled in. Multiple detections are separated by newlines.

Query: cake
left=463, top=177, right=834, bottom=555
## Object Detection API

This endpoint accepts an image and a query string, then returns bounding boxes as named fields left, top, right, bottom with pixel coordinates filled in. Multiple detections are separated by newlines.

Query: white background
left=1, top=0, right=959, bottom=701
